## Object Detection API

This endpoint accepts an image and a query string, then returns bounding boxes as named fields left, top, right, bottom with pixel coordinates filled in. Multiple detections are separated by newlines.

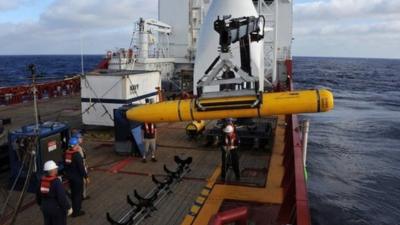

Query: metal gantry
left=256, top=0, right=278, bottom=88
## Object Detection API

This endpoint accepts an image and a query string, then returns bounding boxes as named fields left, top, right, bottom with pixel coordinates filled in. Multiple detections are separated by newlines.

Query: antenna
left=80, top=30, right=85, bottom=76
left=28, top=64, right=40, bottom=131
left=28, top=64, right=39, bottom=173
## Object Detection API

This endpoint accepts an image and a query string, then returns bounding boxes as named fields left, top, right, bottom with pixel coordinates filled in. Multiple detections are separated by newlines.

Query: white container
left=81, top=70, right=161, bottom=127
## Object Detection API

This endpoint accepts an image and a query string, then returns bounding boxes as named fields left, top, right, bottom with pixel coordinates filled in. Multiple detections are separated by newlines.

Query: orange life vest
left=40, top=176, right=57, bottom=194
left=65, top=148, right=79, bottom=164
left=224, top=133, right=238, bottom=148
left=144, top=123, right=156, bottom=135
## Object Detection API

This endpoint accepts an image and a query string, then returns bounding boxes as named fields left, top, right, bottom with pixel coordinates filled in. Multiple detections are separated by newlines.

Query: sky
left=0, top=0, right=399, bottom=58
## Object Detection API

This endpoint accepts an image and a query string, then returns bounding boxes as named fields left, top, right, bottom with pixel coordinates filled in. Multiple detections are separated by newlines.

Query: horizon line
left=0, top=54, right=399, bottom=60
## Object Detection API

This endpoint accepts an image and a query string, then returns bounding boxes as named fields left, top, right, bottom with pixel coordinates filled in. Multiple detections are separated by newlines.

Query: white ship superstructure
left=86, top=0, right=294, bottom=127
left=99, top=0, right=292, bottom=92
left=161, top=0, right=293, bottom=90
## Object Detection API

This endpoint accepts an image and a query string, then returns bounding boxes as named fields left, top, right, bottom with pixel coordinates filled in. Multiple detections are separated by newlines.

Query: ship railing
left=276, top=59, right=312, bottom=225
left=0, top=76, right=80, bottom=106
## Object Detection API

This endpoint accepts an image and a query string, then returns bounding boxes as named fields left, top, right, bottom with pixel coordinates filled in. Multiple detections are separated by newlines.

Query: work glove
left=67, top=208, right=73, bottom=216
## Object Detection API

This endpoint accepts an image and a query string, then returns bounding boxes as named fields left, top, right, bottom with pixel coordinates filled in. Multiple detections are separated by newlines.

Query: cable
left=8, top=150, right=35, bottom=225
left=0, top=153, right=28, bottom=218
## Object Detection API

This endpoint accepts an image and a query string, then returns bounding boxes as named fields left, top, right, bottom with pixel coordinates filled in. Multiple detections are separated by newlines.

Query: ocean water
left=0, top=56, right=399, bottom=224
left=0, top=55, right=102, bottom=87
left=294, top=57, right=400, bottom=225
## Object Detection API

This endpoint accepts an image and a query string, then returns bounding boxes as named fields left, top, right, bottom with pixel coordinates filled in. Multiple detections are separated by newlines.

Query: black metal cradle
left=106, top=156, right=193, bottom=225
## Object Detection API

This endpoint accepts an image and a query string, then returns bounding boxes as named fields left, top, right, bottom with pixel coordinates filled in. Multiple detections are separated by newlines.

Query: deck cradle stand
left=106, top=156, right=193, bottom=225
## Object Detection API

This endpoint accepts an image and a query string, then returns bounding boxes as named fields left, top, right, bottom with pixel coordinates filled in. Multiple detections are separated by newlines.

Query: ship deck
left=0, top=95, right=285, bottom=225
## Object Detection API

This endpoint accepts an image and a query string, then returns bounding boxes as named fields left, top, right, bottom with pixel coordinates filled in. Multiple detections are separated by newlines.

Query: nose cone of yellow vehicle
left=318, top=89, right=335, bottom=112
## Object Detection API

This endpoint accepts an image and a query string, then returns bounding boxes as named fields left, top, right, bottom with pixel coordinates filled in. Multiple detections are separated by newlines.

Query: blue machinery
left=7, top=121, right=70, bottom=192
left=113, top=105, right=144, bottom=156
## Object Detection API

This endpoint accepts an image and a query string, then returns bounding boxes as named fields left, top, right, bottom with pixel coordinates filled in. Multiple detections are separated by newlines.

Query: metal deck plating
left=0, top=95, right=297, bottom=225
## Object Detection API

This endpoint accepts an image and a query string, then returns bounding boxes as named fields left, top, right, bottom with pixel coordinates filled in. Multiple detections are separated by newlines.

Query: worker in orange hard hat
left=220, top=121, right=240, bottom=181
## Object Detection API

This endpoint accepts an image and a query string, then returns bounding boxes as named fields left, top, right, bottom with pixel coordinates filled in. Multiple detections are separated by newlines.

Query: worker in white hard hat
left=221, top=122, right=241, bottom=181
left=36, top=160, right=72, bottom=225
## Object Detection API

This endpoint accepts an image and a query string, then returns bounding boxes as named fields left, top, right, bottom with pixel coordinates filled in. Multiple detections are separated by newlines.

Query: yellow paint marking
left=180, top=166, right=221, bottom=225
left=196, top=196, right=206, bottom=205
left=192, top=199, right=223, bottom=225
left=191, top=205, right=201, bottom=214
left=206, top=165, right=221, bottom=184
left=190, top=116, right=287, bottom=225
left=267, top=115, right=286, bottom=189
left=181, top=216, right=194, bottom=225
left=201, top=189, right=210, bottom=196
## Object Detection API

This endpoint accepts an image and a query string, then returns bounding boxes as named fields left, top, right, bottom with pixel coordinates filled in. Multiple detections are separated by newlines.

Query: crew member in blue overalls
left=71, top=131, right=89, bottom=200
left=36, top=160, right=72, bottom=225
left=64, top=137, right=88, bottom=217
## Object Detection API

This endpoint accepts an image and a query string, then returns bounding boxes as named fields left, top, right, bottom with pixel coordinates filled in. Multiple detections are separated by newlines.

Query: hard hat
left=44, top=160, right=58, bottom=171
left=72, top=132, right=82, bottom=139
left=69, top=137, right=79, bottom=146
left=223, top=125, right=234, bottom=133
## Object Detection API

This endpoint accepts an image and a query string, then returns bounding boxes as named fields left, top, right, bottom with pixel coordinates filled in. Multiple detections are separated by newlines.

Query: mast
left=27, top=64, right=40, bottom=132
left=29, top=64, right=39, bottom=173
